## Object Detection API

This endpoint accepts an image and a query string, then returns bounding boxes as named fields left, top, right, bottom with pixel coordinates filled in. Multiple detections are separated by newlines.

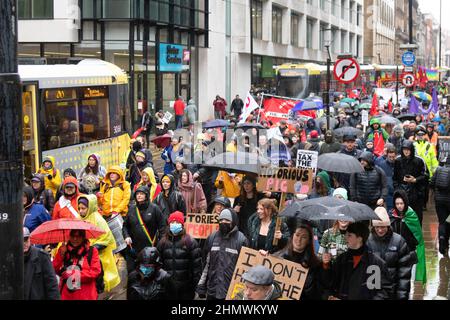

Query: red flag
left=388, top=100, right=393, bottom=113
left=370, top=93, right=378, bottom=116
left=263, top=97, right=315, bottom=124
left=362, top=85, right=367, bottom=95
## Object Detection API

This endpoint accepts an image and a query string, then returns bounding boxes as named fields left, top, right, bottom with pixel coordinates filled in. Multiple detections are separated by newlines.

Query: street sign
left=333, top=57, right=360, bottom=84
left=402, top=73, right=415, bottom=87
left=402, top=51, right=416, bottom=66
left=404, top=66, right=414, bottom=73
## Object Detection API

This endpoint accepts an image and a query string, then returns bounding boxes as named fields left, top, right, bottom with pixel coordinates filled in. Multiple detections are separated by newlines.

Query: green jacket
left=403, top=207, right=427, bottom=283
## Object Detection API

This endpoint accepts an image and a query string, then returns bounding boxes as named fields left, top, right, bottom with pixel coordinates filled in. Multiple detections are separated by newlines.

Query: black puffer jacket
left=367, top=229, right=413, bottom=300
left=393, top=140, right=427, bottom=199
left=31, top=174, right=55, bottom=214
left=153, top=174, right=187, bottom=220
left=157, top=230, right=202, bottom=300
left=350, top=151, right=388, bottom=206
left=197, top=210, right=248, bottom=299
left=124, top=186, right=167, bottom=253
left=430, top=163, right=450, bottom=203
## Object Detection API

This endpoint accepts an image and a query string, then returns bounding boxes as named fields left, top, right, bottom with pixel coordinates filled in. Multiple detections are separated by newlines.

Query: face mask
left=219, top=223, right=232, bottom=235
left=170, top=223, right=183, bottom=235
left=139, top=265, right=155, bottom=278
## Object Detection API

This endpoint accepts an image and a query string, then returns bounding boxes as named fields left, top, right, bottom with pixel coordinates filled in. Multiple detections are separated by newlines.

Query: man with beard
left=320, top=130, right=342, bottom=155
left=123, top=185, right=166, bottom=272
left=196, top=209, right=248, bottom=300
left=350, top=151, right=387, bottom=209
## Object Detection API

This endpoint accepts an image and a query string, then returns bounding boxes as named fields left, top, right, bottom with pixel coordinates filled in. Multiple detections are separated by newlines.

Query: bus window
left=109, top=84, right=131, bottom=136
left=276, top=69, right=309, bottom=99
left=79, top=87, right=110, bottom=142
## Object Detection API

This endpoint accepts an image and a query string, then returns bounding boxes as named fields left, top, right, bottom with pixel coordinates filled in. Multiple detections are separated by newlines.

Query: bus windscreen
left=277, top=69, right=309, bottom=99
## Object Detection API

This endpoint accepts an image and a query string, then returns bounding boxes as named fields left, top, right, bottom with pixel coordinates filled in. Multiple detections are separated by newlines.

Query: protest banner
left=161, top=111, right=173, bottom=124
left=257, top=167, right=313, bottom=194
left=184, top=213, right=219, bottom=239
left=296, top=150, right=318, bottom=174
left=226, top=247, right=309, bottom=300
left=438, top=136, right=450, bottom=162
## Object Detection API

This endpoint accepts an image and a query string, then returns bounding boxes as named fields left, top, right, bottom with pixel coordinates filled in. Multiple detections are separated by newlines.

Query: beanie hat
left=242, top=175, right=257, bottom=186
left=78, top=196, right=89, bottom=208
left=168, top=211, right=185, bottom=225
left=372, top=207, right=391, bottom=227
left=161, top=175, right=172, bottom=184
left=310, top=130, right=319, bottom=139
left=218, top=209, right=233, bottom=222
left=136, top=151, right=146, bottom=159
left=333, top=188, right=348, bottom=200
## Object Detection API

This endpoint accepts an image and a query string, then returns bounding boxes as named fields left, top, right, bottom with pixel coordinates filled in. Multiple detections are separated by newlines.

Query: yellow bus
left=19, top=59, right=132, bottom=179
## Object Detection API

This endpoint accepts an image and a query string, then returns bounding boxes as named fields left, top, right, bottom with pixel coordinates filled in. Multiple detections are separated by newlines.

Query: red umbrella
left=151, top=133, right=172, bottom=148
left=30, top=218, right=105, bottom=245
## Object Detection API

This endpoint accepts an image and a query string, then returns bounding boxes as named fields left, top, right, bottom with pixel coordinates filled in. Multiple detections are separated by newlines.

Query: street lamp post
left=325, top=45, right=332, bottom=131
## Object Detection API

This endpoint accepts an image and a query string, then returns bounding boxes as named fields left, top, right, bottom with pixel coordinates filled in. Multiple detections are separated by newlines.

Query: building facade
left=18, top=0, right=209, bottom=125
left=363, top=0, right=395, bottom=65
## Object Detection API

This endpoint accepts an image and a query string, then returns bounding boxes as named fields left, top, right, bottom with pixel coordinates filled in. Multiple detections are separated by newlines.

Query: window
left=349, top=1, right=353, bottom=23
left=332, top=0, right=337, bottom=16
left=272, top=6, right=282, bottom=44
left=103, top=0, right=131, bottom=18
left=357, top=5, right=362, bottom=26
left=320, top=24, right=327, bottom=51
left=341, top=31, right=346, bottom=52
left=341, top=0, right=345, bottom=20
left=252, top=0, right=263, bottom=40
left=291, top=13, right=299, bottom=46
left=307, top=0, right=313, bottom=5
left=320, top=0, right=326, bottom=11
left=18, top=0, right=53, bottom=19
left=306, top=19, right=313, bottom=49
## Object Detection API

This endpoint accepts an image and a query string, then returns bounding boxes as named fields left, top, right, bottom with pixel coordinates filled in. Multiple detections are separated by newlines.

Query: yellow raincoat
left=214, top=171, right=242, bottom=198
left=37, top=156, right=61, bottom=197
left=134, top=167, right=161, bottom=201
left=99, top=166, right=131, bottom=217
left=78, top=194, right=121, bottom=292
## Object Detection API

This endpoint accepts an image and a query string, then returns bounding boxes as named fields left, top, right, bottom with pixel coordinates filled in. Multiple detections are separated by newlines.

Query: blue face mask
left=170, top=223, right=183, bottom=235
left=139, top=265, right=155, bottom=277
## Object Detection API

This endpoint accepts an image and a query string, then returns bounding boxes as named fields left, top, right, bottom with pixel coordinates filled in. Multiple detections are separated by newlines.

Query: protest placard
left=361, top=110, right=369, bottom=127
left=184, top=213, right=219, bottom=239
left=257, top=167, right=313, bottom=194
left=296, top=150, right=318, bottom=173
left=161, top=111, right=173, bottom=124
left=226, top=247, right=309, bottom=300
left=438, top=136, right=450, bottom=162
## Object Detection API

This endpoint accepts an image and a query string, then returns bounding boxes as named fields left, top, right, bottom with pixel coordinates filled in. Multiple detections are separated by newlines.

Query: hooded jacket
left=414, top=139, right=439, bottom=178
left=23, top=186, right=51, bottom=233
left=185, top=99, right=198, bottom=124
left=393, top=140, right=427, bottom=199
left=348, top=110, right=361, bottom=128
left=153, top=174, right=187, bottom=220
left=367, top=118, right=389, bottom=157
left=319, top=130, right=342, bottom=155
left=156, top=229, right=202, bottom=300
left=367, top=228, right=413, bottom=300
left=52, top=176, right=82, bottom=220
left=78, top=154, right=107, bottom=187
left=305, top=119, right=320, bottom=136
left=133, top=167, right=162, bottom=201
left=31, top=174, right=55, bottom=214
left=78, top=194, right=120, bottom=292
left=99, top=166, right=131, bottom=217
left=350, top=151, right=388, bottom=205
left=197, top=210, right=248, bottom=299
left=124, top=186, right=167, bottom=252
left=37, top=156, right=62, bottom=197
left=178, top=170, right=207, bottom=213
left=389, top=190, right=426, bottom=284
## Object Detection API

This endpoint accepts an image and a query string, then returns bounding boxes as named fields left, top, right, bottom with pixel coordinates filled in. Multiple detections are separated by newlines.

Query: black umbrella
left=280, top=196, right=380, bottom=222
left=396, top=113, right=417, bottom=122
left=315, top=117, right=337, bottom=128
left=202, top=152, right=270, bottom=175
left=374, top=115, right=401, bottom=125
left=333, top=127, right=364, bottom=138
left=236, top=123, right=265, bottom=130
left=203, top=119, right=230, bottom=129
left=318, top=153, right=364, bottom=174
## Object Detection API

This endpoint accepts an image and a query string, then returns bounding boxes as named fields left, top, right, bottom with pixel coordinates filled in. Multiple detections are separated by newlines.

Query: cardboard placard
left=257, top=167, right=313, bottom=194
left=226, top=247, right=309, bottom=300
left=296, top=150, right=318, bottom=173
left=161, top=111, right=173, bottom=124
left=361, top=110, right=369, bottom=127
left=438, top=136, right=450, bottom=162
left=184, top=213, right=219, bottom=239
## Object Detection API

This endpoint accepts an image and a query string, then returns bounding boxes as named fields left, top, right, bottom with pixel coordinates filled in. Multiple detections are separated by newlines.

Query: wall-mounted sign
left=183, top=49, right=190, bottom=62
left=160, top=43, right=185, bottom=72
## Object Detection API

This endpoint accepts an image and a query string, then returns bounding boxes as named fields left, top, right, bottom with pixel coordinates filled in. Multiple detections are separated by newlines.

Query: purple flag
left=431, top=87, right=439, bottom=114
left=409, top=95, right=420, bottom=114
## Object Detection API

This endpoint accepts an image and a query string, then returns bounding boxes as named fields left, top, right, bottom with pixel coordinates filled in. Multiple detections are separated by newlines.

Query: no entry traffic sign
left=333, top=57, right=360, bottom=84
left=402, top=73, right=415, bottom=87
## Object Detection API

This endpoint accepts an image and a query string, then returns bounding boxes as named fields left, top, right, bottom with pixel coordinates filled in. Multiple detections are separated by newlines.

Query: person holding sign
left=235, top=265, right=282, bottom=300
left=274, top=220, right=325, bottom=300
left=247, top=199, right=290, bottom=255
left=157, top=211, right=202, bottom=300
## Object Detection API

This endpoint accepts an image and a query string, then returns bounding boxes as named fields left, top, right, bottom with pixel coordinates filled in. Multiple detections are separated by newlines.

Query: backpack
left=435, top=167, right=450, bottom=190
left=87, top=247, right=105, bottom=294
